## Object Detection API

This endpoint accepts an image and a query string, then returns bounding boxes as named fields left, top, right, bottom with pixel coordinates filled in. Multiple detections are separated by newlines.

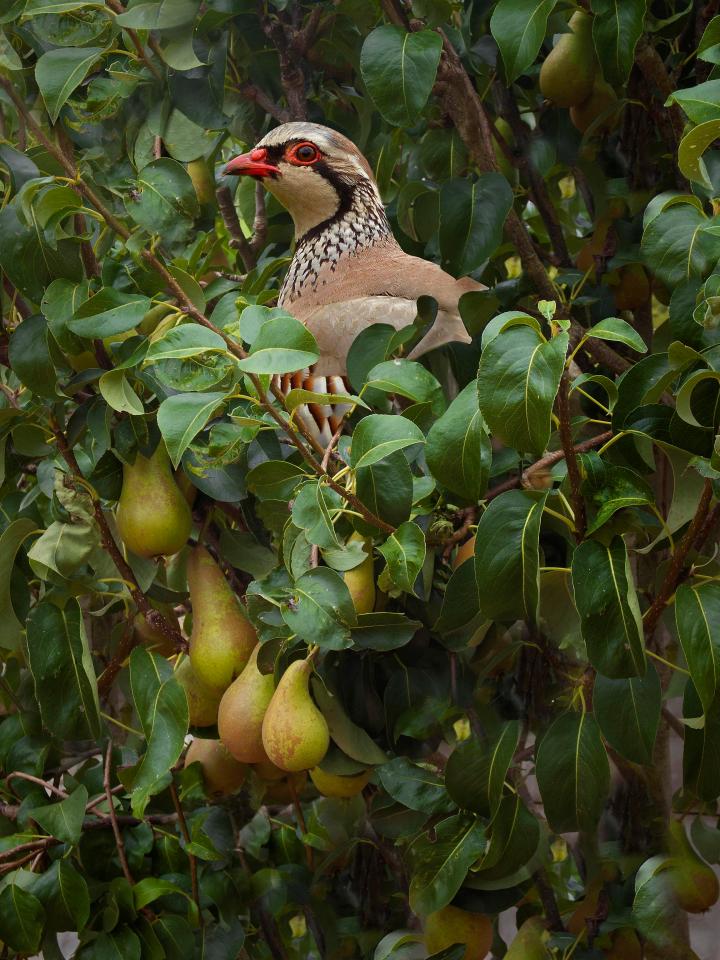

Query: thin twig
left=104, top=742, right=134, bottom=885
left=6, top=771, right=68, bottom=800
left=169, top=777, right=201, bottom=921
left=216, top=185, right=256, bottom=271
left=556, top=372, right=586, bottom=541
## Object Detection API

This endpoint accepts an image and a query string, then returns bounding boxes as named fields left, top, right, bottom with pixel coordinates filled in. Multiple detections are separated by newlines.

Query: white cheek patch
left=267, top=165, right=341, bottom=238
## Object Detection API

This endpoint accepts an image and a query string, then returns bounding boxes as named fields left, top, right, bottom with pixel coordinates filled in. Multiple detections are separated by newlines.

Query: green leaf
left=157, top=391, right=226, bottom=467
left=581, top=453, right=654, bottom=534
left=586, top=316, right=648, bottom=353
left=378, top=521, right=426, bottom=594
left=99, top=369, right=145, bottom=415
left=32, top=860, right=90, bottom=933
left=350, top=611, right=422, bottom=651
left=312, top=681, right=388, bottom=764
left=641, top=203, right=714, bottom=287
left=377, top=757, right=454, bottom=814
left=490, top=0, right=557, bottom=83
left=30, top=785, right=88, bottom=845
left=69, top=287, right=152, bottom=338
left=115, top=0, right=200, bottom=30
left=281, top=567, right=356, bottom=650
left=0, top=29, right=21, bottom=70
left=350, top=414, right=425, bottom=469
left=125, top=158, right=199, bottom=245
left=0, top=518, right=36, bottom=652
left=445, top=722, right=520, bottom=817
left=23, top=0, right=97, bottom=12
left=684, top=683, right=720, bottom=801
left=26, top=599, right=102, bottom=739
left=0, top=884, right=44, bottom=955
left=676, top=582, right=720, bottom=713
left=35, top=47, right=105, bottom=122
left=0, top=203, right=82, bottom=301
left=591, top=0, right=646, bottom=85
left=284, top=387, right=367, bottom=413
left=8, top=314, right=57, bottom=400
left=124, top=647, right=189, bottom=817
left=474, top=490, right=547, bottom=623
left=536, top=712, right=610, bottom=833
left=679, top=120, right=720, bottom=189
left=426, top=382, right=491, bottom=502
left=572, top=537, right=645, bottom=678
left=355, top=452, right=413, bottom=532
left=470, top=794, right=540, bottom=884
left=478, top=325, right=567, bottom=456
left=668, top=79, right=720, bottom=123
left=594, top=664, right=661, bottom=765
left=365, top=359, right=444, bottom=414
left=144, top=324, right=226, bottom=362
left=439, top=175, right=514, bottom=275
left=236, top=314, right=319, bottom=374
left=360, top=26, right=442, bottom=127
left=408, top=814, right=486, bottom=916
left=291, top=481, right=342, bottom=549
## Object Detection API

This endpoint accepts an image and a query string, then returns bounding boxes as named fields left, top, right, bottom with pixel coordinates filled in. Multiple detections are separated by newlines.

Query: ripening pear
left=539, top=11, right=596, bottom=108
left=133, top=602, right=180, bottom=657
left=570, top=78, right=619, bottom=134
left=188, top=546, right=257, bottom=690
left=262, top=659, right=329, bottom=772
left=218, top=644, right=275, bottom=763
left=424, top=905, right=493, bottom=960
left=666, top=819, right=719, bottom=913
left=116, top=443, right=192, bottom=558
left=174, top=656, right=224, bottom=727
left=343, top=533, right=375, bottom=614
left=309, top=765, right=370, bottom=798
left=505, top=917, right=549, bottom=959
left=261, top=770, right=308, bottom=804
left=185, top=737, right=247, bottom=796
left=453, top=535, right=476, bottom=570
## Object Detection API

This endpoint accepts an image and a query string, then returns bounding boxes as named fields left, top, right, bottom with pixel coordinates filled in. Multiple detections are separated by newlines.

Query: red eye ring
left=288, top=141, right=320, bottom=165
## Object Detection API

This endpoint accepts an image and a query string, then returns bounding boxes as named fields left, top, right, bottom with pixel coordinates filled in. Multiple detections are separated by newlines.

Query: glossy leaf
left=408, top=813, right=486, bottom=916
left=378, top=521, right=426, bottom=594
left=350, top=414, right=425, bottom=469
left=439, top=175, right=513, bottom=275
left=445, top=722, right=519, bottom=817
left=490, top=0, right=557, bottom=83
left=594, top=664, right=661, bottom=765
left=0, top=884, right=44, bottom=955
left=69, top=288, right=152, bottom=338
left=591, top=0, right=646, bottom=85
left=360, top=26, right=442, bottom=127
left=426, top=382, right=491, bottom=502
left=676, top=582, right=720, bottom=712
left=0, top=518, right=36, bottom=651
left=157, top=391, right=226, bottom=467
left=35, top=47, right=105, bottom=122
left=376, top=757, right=454, bottom=814
left=236, top=314, right=319, bottom=374
left=31, top=784, right=88, bottom=844
left=281, top=567, right=356, bottom=650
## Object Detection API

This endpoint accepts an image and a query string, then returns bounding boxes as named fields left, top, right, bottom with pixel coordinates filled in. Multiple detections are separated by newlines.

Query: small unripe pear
left=539, top=11, right=596, bottom=108
left=218, top=644, right=275, bottom=763
left=343, top=534, right=375, bottom=613
left=116, top=443, right=192, bottom=558
left=424, top=905, right=493, bottom=960
left=188, top=546, right=257, bottom=690
left=505, top=917, right=549, bottom=959
left=262, top=659, right=329, bottom=772
left=309, top=765, right=370, bottom=798
left=184, top=737, right=247, bottom=796
left=174, top=656, right=223, bottom=727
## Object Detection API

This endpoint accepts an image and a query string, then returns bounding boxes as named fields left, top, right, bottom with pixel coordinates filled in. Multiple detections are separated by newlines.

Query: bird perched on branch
left=225, top=122, right=480, bottom=440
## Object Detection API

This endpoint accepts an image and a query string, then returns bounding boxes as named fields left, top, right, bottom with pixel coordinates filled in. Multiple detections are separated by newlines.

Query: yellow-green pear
left=261, top=659, right=329, bottom=772
left=309, top=765, right=370, bottom=798
left=218, top=643, right=275, bottom=763
left=505, top=917, right=550, bottom=959
left=188, top=546, right=257, bottom=690
left=343, top=533, right=375, bottom=614
left=424, top=905, right=493, bottom=960
left=116, top=443, right=192, bottom=558
left=539, top=11, right=596, bottom=108
left=184, top=737, right=247, bottom=796
left=174, top=656, right=224, bottom=727
left=667, top=820, right=719, bottom=913
left=570, top=78, right=619, bottom=134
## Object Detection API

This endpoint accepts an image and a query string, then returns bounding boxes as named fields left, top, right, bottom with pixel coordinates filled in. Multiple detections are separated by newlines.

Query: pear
left=570, top=78, right=619, bottom=134
left=424, top=905, right=493, bottom=960
left=184, top=737, right=247, bottom=796
left=539, top=11, right=596, bottom=108
left=174, top=656, right=223, bottom=727
left=116, top=443, right=192, bottom=558
left=262, top=659, right=329, bottom=772
left=218, top=644, right=275, bottom=763
left=262, top=770, right=308, bottom=804
left=133, top=602, right=180, bottom=657
left=343, top=533, right=375, bottom=614
left=505, top=917, right=549, bottom=959
left=453, top=535, right=476, bottom=570
left=309, top=765, right=370, bottom=798
left=493, top=117, right=518, bottom=185
left=187, top=157, right=217, bottom=207
left=253, top=758, right=287, bottom=782
left=187, top=545, right=257, bottom=690
left=667, top=819, right=719, bottom=913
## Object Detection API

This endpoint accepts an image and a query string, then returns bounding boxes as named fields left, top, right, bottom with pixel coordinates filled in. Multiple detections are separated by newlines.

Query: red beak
left=224, top=148, right=279, bottom=179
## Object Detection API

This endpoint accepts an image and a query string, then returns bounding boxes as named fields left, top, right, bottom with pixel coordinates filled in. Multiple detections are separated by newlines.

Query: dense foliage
left=1, top=0, right=720, bottom=957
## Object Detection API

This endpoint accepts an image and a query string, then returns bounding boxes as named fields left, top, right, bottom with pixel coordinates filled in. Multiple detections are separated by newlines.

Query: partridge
left=225, top=122, right=481, bottom=440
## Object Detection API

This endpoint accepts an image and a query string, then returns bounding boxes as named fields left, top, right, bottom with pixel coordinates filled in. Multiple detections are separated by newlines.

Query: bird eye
left=290, top=142, right=319, bottom=164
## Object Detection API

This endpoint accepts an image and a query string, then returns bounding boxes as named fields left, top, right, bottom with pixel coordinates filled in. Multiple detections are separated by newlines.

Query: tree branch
left=556, top=372, right=586, bottom=541
left=105, top=742, right=135, bottom=885
left=170, top=777, right=201, bottom=921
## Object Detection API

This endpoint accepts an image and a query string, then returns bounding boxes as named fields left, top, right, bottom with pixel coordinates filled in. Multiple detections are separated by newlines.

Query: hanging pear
left=188, top=546, right=257, bottom=690
left=116, top=442, right=192, bottom=558
left=261, top=658, right=329, bottom=772
left=539, top=11, right=596, bottom=108
left=666, top=819, right=719, bottom=913
left=424, top=905, right=493, bottom=960
left=218, top=644, right=275, bottom=763
left=343, top=533, right=376, bottom=614
left=174, top=656, right=224, bottom=727
left=309, top=765, right=370, bottom=798
left=184, top=737, right=247, bottom=797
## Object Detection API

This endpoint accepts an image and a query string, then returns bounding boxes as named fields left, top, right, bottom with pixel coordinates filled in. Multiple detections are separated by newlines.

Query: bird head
left=224, top=122, right=382, bottom=240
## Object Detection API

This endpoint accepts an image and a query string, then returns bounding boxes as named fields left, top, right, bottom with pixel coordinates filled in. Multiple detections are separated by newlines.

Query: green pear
left=188, top=545, right=257, bottom=690
left=184, top=737, right=247, bottom=796
left=424, top=905, right=493, bottom=960
left=116, top=443, right=192, bottom=558
left=569, top=77, right=619, bottom=134
left=667, top=819, right=719, bottom=913
left=539, top=11, right=596, bottom=108
left=174, top=656, right=223, bottom=727
left=218, top=644, right=275, bottom=763
left=261, top=659, right=329, bottom=772
left=505, top=917, right=550, bottom=959
left=343, top=533, right=375, bottom=614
